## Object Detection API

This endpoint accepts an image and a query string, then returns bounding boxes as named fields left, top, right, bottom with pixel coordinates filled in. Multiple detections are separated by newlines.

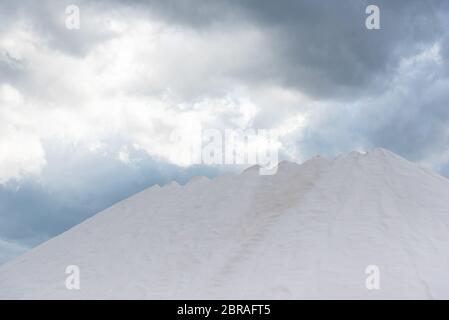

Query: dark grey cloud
left=294, top=46, right=449, bottom=163
left=249, top=0, right=443, bottom=98
left=114, top=0, right=447, bottom=99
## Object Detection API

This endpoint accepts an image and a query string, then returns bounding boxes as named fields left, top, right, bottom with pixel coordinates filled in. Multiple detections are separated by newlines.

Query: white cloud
left=0, top=8, right=302, bottom=182
left=0, top=85, right=46, bottom=184
left=117, top=147, right=131, bottom=165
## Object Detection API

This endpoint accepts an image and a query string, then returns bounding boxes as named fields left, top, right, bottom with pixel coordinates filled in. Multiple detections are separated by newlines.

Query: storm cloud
left=1, top=0, right=449, bottom=264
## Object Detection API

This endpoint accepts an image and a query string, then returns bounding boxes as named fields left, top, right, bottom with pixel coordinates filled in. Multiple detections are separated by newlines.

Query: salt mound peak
left=243, top=163, right=261, bottom=173
left=243, top=159, right=301, bottom=174
left=370, top=147, right=408, bottom=161
left=164, top=181, right=180, bottom=189
left=155, top=148, right=418, bottom=192
left=278, top=159, right=301, bottom=168
left=186, top=175, right=210, bottom=185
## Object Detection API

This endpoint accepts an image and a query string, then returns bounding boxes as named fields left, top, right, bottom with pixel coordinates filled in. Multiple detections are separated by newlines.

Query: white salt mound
left=1, top=148, right=449, bottom=299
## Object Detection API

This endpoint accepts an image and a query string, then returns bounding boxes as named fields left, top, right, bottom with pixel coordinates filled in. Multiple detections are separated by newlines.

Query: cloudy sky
left=1, top=0, right=449, bottom=264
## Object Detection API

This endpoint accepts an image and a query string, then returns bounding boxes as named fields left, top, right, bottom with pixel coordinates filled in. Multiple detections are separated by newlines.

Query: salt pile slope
left=1, top=148, right=449, bottom=299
